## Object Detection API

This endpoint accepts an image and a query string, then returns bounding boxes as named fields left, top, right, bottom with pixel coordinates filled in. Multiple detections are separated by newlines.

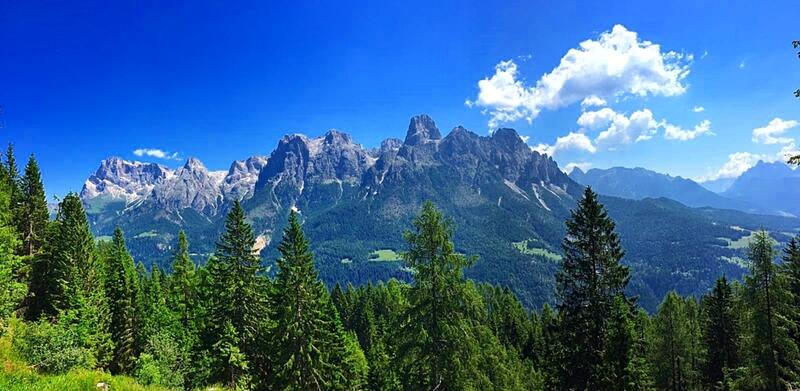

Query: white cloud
left=592, top=108, right=660, bottom=147
left=533, top=131, right=596, bottom=157
left=698, top=144, right=799, bottom=182
left=576, top=107, right=618, bottom=130
left=692, top=106, right=705, bottom=113
left=702, top=152, right=764, bottom=181
left=563, top=162, right=592, bottom=174
left=580, top=95, right=607, bottom=108
left=468, top=24, right=691, bottom=128
left=663, top=119, right=713, bottom=141
left=133, top=148, right=181, bottom=161
left=752, top=117, right=799, bottom=145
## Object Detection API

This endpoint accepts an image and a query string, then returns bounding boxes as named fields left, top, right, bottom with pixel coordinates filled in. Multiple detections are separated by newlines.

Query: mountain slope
left=723, top=161, right=800, bottom=217
left=569, top=166, right=752, bottom=211
left=81, top=115, right=800, bottom=311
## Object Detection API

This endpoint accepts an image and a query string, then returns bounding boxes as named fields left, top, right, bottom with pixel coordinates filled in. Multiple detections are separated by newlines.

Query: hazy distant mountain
left=569, top=166, right=751, bottom=211
left=699, top=177, right=737, bottom=193
left=723, top=161, right=800, bottom=217
left=81, top=115, right=800, bottom=310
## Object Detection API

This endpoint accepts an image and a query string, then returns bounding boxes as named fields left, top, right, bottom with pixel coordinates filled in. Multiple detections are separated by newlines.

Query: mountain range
left=570, top=162, right=799, bottom=217
left=81, top=115, right=800, bottom=311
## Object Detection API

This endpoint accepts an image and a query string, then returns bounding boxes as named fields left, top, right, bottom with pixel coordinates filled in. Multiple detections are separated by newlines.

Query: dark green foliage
left=743, top=231, right=800, bottom=389
left=702, top=276, right=739, bottom=389
left=268, top=209, right=360, bottom=390
left=556, top=187, right=630, bottom=389
left=199, top=200, right=266, bottom=387
left=10, top=152, right=800, bottom=391
left=16, top=155, right=48, bottom=257
left=397, top=201, right=479, bottom=389
left=0, top=154, right=25, bottom=320
left=649, top=291, right=701, bottom=390
left=103, top=228, right=139, bottom=374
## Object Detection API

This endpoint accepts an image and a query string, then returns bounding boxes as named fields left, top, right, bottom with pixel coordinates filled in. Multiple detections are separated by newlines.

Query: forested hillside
left=3, top=146, right=800, bottom=390
left=80, top=116, right=800, bottom=312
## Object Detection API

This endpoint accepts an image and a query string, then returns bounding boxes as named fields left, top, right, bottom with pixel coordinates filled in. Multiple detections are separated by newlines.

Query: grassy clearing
left=719, top=231, right=758, bottom=249
left=0, top=319, right=170, bottom=391
left=512, top=239, right=562, bottom=262
left=719, top=256, right=748, bottom=268
left=369, top=249, right=402, bottom=262
left=134, top=230, right=158, bottom=239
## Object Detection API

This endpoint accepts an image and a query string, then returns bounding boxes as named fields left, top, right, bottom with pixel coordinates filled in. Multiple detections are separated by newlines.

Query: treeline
left=2, top=148, right=800, bottom=390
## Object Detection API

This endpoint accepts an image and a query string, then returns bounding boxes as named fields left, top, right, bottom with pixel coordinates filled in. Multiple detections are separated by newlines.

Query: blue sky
left=2, top=0, right=799, bottom=198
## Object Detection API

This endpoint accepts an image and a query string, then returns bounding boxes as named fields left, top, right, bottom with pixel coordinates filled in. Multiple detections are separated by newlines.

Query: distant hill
left=569, top=166, right=752, bottom=211
left=699, top=177, right=736, bottom=193
left=81, top=115, right=800, bottom=311
left=723, top=161, right=800, bottom=217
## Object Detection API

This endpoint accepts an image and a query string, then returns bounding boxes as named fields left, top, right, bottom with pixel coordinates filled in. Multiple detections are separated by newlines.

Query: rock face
left=82, top=155, right=268, bottom=215
left=79, top=114, right=798, bottom=312
left=150, top=157, right=226, bottom=215
left=80, top=157, right=171, bottom=203
left=222, top=156, right=268, bottom=201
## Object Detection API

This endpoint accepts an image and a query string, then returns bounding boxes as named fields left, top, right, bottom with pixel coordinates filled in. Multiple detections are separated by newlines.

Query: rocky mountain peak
left=404, top=114, right=441, bottom=145
left=81, top=157, right=170, bottom=202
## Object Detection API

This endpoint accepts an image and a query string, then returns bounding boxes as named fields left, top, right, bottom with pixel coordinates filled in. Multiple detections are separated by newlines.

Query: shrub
left=13, top=319, right=92, bottom=373
left=134, top=330, right=186, bottom=388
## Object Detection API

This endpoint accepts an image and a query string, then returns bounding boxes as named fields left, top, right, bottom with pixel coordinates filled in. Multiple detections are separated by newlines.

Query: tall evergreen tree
left=103, top=227, right=139, bottom=374
left=744, top=231, right=800, bottom=390
left=268, top=209, right=357, bottom=390
left=0, top=166, right=25, bottom=320
left=4, top=144, right=19, bottom=199
left=397, top=201, right=481, bottom=390
left=16, top=154, right=48, bottom=257
left=556, top=186, right=630, bottom=390
left=203, top=200, right=265, bottom=388
left=28, top=193, right=94, bottom=319
left=169, top=231, right=196, bottom=333
left=650, top=291, right=695, bottom=391
left=702, top=276, right=739, bottom=389
left=783, top=236, right=800, bottom=347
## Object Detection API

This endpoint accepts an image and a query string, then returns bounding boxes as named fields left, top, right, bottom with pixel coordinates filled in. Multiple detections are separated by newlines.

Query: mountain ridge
left=80, top=115, right=800, bottom=310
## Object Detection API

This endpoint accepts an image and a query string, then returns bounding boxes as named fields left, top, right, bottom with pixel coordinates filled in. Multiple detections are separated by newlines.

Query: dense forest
left=2, top=145, right=800, bottom=390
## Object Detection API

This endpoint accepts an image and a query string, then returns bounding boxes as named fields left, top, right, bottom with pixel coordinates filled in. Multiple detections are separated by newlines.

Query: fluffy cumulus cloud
left=533, top=132, right=596, bottom=157
left=133, top=148, right=181, bottom=160
left=563, top=162, right=592, bottom=174
left=692, top=106, right=705, bottom=113
left=591, top=109, right=660, bottom=147
left=699, top=143, right=800, bottom=182
left=703, top=152, right=765, bottom=181
left=467, top=24, right=691, bottom=128
left=663, top=120, right=713, bottom=141
left=752, top=117, right=799, bottom=145
left=580, top=95, right=607, bottom=108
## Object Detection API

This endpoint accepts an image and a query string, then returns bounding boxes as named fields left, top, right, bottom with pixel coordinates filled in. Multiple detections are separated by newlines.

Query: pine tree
left=744, top=231, right=800, bottom=389
left=28, top=193, right=94, bottom=319
left=4, top=144, right=19, bottom=203
left=16, top=155, right=48, bottom=257
left=702, top=276, right=739, bottom=389
left=268, top=209, right=350, bottom=390
left=0, top=165, right=25, bottom=320
left=604, top=295, right=637, bottom=390
left=103, top=227, right=139, bottom=374
left=397, top=201, right=480, bottom=390
left=169, top=231, right=196, bottom=333
left=784, top=236, right=800, bottom=347
left=203, top=200, right=265, bottom=387
left=556, top=186, right=630, bottom=390
left=650, top=291, right=694, bottom=391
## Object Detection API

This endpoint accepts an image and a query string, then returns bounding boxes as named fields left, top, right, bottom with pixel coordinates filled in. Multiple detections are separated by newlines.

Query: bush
left=13, top=319, right=93, bottom=374
left=134, top=331, right=186, bottom=388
